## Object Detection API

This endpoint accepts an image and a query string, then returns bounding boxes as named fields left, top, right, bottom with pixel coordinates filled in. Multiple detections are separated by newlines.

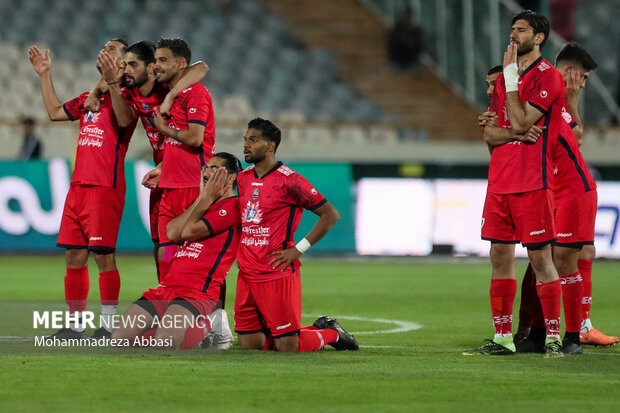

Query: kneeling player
left=112, top=153, right=241, bottom=349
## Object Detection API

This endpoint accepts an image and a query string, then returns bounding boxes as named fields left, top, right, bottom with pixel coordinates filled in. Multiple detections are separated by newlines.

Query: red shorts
left=149, top=188, right=164, bottom=243
left=57, top=184, right=125, bottom=253
left=482, top=188, right=556, bottom=247
left=234, top=270, right=302, bottom=338
left=554, top=189, right=597, bottom=247
left=139, top=284, right=219, bottom=319
left=158, top=187, right=200, bottom=246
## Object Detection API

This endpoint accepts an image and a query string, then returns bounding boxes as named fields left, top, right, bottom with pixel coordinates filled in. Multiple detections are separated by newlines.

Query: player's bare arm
left=29, top=46, right=69, bottom=121
left=142, top=162, right=162, bottom=189
left=97, top=50, right=137, bottom=127
left=478, top=111, right=498, bottom=129
left=268, top=201, right=340, bottom=272
left=565, top=67, right=584, bottom=145
left=503, top=43, right=544, bottom=133
left=160, top=61, right=210, bottom=117
left=153, top=107, right=205, bottom=147
left=483, top=124, right=544, bottom=146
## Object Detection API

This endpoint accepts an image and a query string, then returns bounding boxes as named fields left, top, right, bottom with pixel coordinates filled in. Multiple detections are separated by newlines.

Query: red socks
left=65, top=266, right=89, bottom=313
left=578, top=259, right=592, bottom=320
left=536, top=279, right=562, bottom=338
left=490, top=278, right=517, bottom=336
left=297, top=328, right=339, bottom=352
left=560, top=272, right=583, bottom=333
left=99, top=270, right=120, bottom=305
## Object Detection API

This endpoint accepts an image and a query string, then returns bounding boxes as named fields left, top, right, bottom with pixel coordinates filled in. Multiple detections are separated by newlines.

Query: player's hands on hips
left=159, top=95, right=173, bottom=118
left=516, top=125, right=545, bottom=144
left=29, top=46, right=51, bottom=75
left=84, top=92, right=101, bottom=112
left=268, top=248, right=302, bottom=272
left=97, top=50, right=121, bottom=85
left=478, top=111, right=498, bottom=128
left=142, top=168, right=161, bottom=189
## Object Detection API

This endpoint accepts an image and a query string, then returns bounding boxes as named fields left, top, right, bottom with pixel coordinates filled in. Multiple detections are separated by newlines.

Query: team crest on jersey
left=85, top=111, right=100, bottom=123
left=140, top=102, right=152, bottom=113
left=251, top=188, right=260, bottom=200
left=243, top=201, right=263, bottom=224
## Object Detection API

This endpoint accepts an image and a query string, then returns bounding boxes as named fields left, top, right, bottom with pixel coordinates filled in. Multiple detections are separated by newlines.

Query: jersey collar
left=254, top=161, right=282, bottom=179
left=520, top=56, right=544, bottom=78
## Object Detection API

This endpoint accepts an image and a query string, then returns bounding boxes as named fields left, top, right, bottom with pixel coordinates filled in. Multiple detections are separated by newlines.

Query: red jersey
left=126, top=83, right=169, bottom=164
left=63, top=91, right=138, bottom=189
left=159, top=82, right=216, bottom=189
left=163, top=197, right=241, bottom=292
left=552, top=103, right=596, bottom=203
left=488, top=57, right=565, bottom=194
left=236, top=162, right=327, bottom=282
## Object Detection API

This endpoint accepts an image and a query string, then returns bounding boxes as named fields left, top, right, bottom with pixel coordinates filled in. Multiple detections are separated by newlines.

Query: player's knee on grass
left=238, top=333, right=266, bottom=350
left=154, top=302, right=197, bottom=349
left=65, top=248, right=89, bottom=268
left=111, top=304, right=154, bottom=343
left=274, top=335, right=299, bottom=352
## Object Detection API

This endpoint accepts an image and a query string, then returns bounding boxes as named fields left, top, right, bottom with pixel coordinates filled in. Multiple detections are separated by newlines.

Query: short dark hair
left=487, top=65, right=503, bottom=76
left=213, top=152, right=242, bottom=190
left=511, top=10, right=550, bottom=51
left=111, top=38, right=129, bottom=53
left=21, top=117, right=36, bottom=125
left=247, top=118, right=282, bottom=152
left=156, top=37, right=191, bottom=64
left=555, top=41, right=598, bottom=71
left=126, top=40, right=156, bottom=65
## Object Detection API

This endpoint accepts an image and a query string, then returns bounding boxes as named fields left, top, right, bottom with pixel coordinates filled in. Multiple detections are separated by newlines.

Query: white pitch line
left=302, top=314, right=422, bottom=335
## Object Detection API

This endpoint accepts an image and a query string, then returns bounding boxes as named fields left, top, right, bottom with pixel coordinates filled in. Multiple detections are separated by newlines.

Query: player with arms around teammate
left=95, top=40, right=209, bottom=279
left=141, top=38, right=216, bottom=283
left=29, top=39, right=138, bottom=340
left=467, top=11, right=567, bottom=357
left=112, top=153, right=241, bottom=349
left=235, top=118, right=358, bottom=352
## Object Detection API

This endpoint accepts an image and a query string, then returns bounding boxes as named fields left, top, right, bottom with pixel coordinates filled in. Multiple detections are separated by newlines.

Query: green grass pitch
left=1, top=255, right=619, bottom=412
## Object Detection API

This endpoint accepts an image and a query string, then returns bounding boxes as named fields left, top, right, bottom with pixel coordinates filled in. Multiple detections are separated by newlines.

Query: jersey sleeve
left=526, top=71, right=564, bottom=114
left=183, top=87, right=211, bottom=126
left=201, top=198, right=241, bottom=236
left=63, top=94, right=87, bottom=121
left=288, top=174, right=327, bottom=211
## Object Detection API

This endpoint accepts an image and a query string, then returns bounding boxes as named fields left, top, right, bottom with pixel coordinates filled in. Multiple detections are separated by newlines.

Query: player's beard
left=125, top=71, right=148, bottom=89
left=516, top=37, right=535, bottom=56
left=244, top=151, right=265, bottom=164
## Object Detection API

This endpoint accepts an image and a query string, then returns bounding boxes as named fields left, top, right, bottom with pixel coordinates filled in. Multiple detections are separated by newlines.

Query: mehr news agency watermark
left=32, top=310, right=210, bottom=347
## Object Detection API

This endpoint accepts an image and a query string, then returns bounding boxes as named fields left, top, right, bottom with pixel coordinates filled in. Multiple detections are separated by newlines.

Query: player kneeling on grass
left=112, top=153, right=241, bottom=349
left=235, top=118, right=358, bottom=352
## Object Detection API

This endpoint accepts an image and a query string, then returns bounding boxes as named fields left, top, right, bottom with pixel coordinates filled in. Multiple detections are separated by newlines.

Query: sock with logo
left=490, top=278, right=517, bottom=336
left=99, top=270, right=120, bottom=332
left=560, top=272, right=583, bottom=335
left=577, top=259, right=592, bottom=324
left=536, top=279, right=562, bottom=339
left=297, top=328, right=339, bottom=352
left=65, top=266, right=89, bottom=332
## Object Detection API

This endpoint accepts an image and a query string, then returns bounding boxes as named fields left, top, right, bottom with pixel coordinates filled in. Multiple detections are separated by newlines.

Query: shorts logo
left=540, top=90, right=548, bottom=98
left=529, top=229, right=546, bottom=236
left=89, top=236, right=103, bottom=241
left=275, top=322, right=292, bottom=331
left=251, top=188, right=260, bottom=200
left=219, top=209, right=227, bottom=217
left=557, top=233, right=572, bottom=237
left=481, top=218, right=485, bottom=228
left=189, top=108, right=197, bottom=114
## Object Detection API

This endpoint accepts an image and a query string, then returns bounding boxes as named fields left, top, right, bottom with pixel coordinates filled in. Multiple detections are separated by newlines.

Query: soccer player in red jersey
left=94, top=40, right=208, bottom=280
left=112, top=153, right=241, bottom=349
left=141, top=38, right=216, bottom=283
left=515, top=42, right=618, bottom=350
left=466, top=11, right=566, bottom=357
left=29, top=40, right=138, bottom=340
left=234, top=118, right=359, bottom=352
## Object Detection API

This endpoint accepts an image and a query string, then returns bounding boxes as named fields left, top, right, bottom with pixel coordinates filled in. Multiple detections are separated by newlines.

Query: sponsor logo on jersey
left=251, top=182, right=263, bottom=187
left=311, top=188, right=318, bottom=195
left=189, top=108, right=197, bottom=114
left=538, top=61, right=551, bottom=72
left=219, top=209, right=227, bottom=217
left=85, top=111, right=100, bottom=123
left=277, top=165, right=294, bottom=176
left=540, top=90, right=548, bottom=98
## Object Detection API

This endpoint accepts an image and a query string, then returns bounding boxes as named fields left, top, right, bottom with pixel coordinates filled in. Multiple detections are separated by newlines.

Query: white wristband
left=295, top=238, right=311, bottom=254
left=503, top=63, right=519, bottom=92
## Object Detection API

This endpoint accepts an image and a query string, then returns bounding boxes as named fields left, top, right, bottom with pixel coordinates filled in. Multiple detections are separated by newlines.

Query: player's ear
left=178, top=57, right=187, bottom=70
left=534, top=32, right=545, bottom=47
left=146, top=62, right=155, bottom=75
